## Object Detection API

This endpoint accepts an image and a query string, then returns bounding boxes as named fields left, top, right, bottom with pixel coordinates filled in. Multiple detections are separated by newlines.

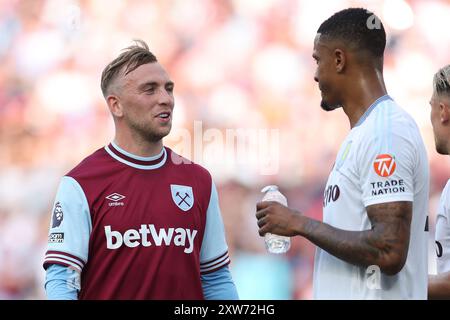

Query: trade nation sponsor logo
left=371, top=154, right=405, bottom=196
left=373, top=154, right=396, bottom=177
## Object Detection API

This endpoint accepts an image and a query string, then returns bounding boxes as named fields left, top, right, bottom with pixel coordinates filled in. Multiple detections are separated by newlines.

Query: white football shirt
left=313, top=95, right=429, bottom=299
left=435, top=180, right=450, bottom=274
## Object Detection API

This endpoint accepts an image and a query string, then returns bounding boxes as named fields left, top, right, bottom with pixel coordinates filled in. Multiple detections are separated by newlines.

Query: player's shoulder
left=166, top=147, right=212, bottom=180
left=442, top=179, right=450, bottom=200
left=377, top=97, right=417, bottom=127
left=65, top=146, right=110, bottom=180
left=362, top=96, right=420, bottom=138
left=438, top=180, right=450, bottom=218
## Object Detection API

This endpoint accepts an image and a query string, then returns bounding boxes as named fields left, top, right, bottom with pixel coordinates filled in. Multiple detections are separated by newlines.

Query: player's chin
left=320, top=99, right=341, bottom=112
left=435, top=138, right=449, bottom=155
left=156, top=124, right=172, bottom=138
left=320, top=99, right=334, bottom=111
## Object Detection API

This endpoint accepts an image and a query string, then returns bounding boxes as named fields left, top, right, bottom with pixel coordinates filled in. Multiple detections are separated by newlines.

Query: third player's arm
left=256, top=201, right=412, bottom=275
left=428, top=272, right=450, bottom=299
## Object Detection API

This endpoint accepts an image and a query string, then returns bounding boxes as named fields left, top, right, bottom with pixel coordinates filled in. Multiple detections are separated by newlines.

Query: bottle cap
left=261, top=185, right=279, bottom=193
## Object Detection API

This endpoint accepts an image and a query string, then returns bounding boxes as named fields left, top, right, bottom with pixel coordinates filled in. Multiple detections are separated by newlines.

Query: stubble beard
left=435, top=138, right=449, bottom=155
left=320, top=99, right=342, bottom=112
left=128, top=118, right=171, bottom=144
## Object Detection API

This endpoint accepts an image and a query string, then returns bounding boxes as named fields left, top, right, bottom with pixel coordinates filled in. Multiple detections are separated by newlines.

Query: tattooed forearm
left=299, top=201, right=412, bottom=275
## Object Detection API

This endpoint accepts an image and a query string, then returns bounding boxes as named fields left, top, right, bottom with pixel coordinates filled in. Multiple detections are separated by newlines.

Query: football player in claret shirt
left=255, top=8, right=429, bottom=299
left=428, top=65, right=450, bottom=299
left=43, top=40, right=239, bottom=300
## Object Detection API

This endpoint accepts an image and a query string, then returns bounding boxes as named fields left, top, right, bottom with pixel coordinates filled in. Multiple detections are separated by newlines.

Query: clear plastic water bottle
left=261, top=185, right=291, bottom=254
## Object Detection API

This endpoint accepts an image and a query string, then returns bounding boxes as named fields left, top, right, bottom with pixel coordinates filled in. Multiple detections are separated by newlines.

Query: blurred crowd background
left=0, top=0, right=449, bottom=299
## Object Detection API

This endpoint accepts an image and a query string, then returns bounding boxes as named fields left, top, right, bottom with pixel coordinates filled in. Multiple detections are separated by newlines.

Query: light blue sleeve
left=45, top=264, right=79, bottom=300
left=201, top=266, right=239, bottom=300
left=43, top=176, right=91, bottom=272
left=199, top=181, right=230, bottom=273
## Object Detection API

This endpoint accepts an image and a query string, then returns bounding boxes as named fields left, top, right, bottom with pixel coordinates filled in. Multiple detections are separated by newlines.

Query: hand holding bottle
left=260, top=185, right=291, bottom=254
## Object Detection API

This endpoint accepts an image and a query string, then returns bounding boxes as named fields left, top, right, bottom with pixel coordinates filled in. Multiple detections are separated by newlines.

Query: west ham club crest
left=170, top=184, right=194, bottom=212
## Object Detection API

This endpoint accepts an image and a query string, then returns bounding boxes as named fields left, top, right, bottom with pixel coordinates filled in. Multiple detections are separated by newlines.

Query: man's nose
left=158, top=89, right=173, bottom=106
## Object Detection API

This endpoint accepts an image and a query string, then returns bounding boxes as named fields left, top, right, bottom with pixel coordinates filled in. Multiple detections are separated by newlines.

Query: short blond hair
left=100, top=39, right=157, bottom=97
left=433, top=65, right=450, bottom=98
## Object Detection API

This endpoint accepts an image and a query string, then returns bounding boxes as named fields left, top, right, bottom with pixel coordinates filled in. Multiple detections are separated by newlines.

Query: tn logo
left=366, top=265, right=381, bottom=290
left=373, top=154, right=396, bottom=177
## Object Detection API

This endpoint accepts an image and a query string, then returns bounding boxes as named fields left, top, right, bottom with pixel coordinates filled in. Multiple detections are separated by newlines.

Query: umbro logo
left=106, top=193, right=125, bottom=207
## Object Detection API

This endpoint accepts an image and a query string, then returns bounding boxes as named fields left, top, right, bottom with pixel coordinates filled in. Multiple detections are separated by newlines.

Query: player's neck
left=113, top=134, right=164, bottom=158
left=342, top=71, right=387, bottom=128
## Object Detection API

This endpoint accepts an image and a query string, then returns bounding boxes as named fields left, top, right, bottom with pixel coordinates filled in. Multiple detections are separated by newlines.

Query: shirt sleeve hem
left=43, top=250, right=85, bottom=272
left=363, top=193, right=414, bottom=207
left=200, top=250, right=230, bottom=274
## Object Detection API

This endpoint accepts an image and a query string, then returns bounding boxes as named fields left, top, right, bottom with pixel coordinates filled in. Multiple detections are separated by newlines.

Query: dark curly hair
left=317, top=8, right=386, bottom=61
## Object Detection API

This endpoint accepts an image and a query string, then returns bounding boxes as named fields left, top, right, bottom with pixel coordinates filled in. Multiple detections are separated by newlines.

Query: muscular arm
left=256, top=201, right=412, bottom=275
left=428, top=272, right=450, bottom=299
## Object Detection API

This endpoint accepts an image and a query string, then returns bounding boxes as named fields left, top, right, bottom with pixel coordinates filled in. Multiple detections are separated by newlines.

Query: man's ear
left=440, top=101, right=450, bottom=124
left=107, top=95, right=123, bottom=118
left=334, top=48, right=346, bottom=73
